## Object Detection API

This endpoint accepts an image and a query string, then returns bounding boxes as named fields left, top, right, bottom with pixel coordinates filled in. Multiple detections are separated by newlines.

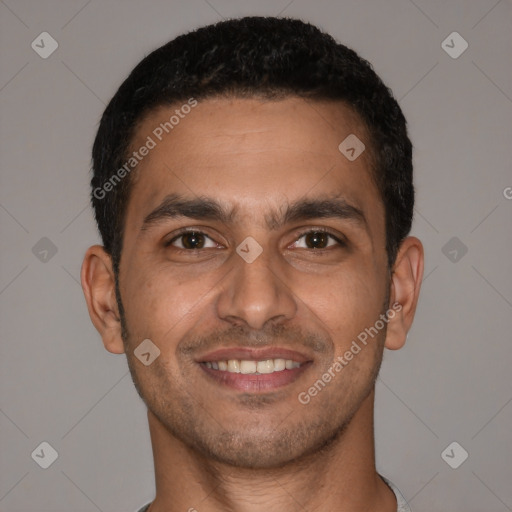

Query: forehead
left=124, top=96, right=381, bottom=232
left=132, top=96, right=372, bottom=164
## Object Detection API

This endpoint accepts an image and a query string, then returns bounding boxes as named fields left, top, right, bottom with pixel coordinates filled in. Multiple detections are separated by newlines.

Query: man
left=81, top=16, right=423, bottom=512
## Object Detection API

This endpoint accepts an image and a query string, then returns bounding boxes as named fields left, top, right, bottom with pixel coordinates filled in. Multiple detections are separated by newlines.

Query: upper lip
left=195, top=347, right=312, bottom=364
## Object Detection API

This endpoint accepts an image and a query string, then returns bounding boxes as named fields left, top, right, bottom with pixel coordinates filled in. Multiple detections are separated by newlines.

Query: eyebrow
left=140, top=193, right=367, bottom=232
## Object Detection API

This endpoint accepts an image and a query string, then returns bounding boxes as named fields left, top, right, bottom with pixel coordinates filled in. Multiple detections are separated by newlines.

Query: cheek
left=297, top=263, right=385, bottom=346
left=121, top=267, right=189, bottom=342
left=122, top=261, right=225, bottom=348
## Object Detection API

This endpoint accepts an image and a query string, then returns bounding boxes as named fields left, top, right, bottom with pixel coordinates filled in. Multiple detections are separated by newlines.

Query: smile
left=202, top=358, right=302, bottom=374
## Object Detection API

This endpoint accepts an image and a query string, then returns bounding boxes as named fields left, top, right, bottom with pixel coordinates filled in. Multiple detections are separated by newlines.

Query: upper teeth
left=204, top=358, right=301, bottom=374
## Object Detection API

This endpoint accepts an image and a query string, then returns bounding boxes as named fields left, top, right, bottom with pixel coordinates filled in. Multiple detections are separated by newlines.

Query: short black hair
left=91, top=16, right=414, bottom=275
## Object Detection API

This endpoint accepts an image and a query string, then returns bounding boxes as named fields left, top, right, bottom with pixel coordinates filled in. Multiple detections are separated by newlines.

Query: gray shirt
left=381, top=476, right=412, bottom=512
left=136, top=476, right=411, bottom=511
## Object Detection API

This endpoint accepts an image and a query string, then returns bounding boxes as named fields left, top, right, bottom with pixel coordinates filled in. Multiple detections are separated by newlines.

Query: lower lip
left=199, top=362, right=312, bottom=392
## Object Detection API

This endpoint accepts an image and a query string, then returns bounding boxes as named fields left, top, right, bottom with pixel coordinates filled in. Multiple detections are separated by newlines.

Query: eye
left=291, top=230, right=345, bottom=250
left=166, top=230, right=219, bottom=250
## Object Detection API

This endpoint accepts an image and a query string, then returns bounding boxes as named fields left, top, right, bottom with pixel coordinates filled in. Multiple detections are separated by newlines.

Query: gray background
left=1, top=0, right=511, bottom=511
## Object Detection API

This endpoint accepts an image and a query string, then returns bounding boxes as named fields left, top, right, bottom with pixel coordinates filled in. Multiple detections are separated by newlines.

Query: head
left=82, top=16, right=423, bottom=469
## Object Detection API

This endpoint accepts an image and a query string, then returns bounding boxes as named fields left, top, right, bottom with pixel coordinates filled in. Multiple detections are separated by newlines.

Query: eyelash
left=164, top=228, right=346, bottom=251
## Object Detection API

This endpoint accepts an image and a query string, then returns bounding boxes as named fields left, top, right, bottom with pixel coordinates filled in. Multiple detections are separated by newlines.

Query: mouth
left=204, top=357, right=301, bottom=373
left=196, top=347, right=313, bottom=392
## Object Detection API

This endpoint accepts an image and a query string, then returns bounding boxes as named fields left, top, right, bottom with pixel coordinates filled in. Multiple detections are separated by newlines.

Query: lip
left=195, top=347, right=314, bottom=393
left=195, top=347, right=312, bottom=364
left=199, top=360, right=313, bottom=392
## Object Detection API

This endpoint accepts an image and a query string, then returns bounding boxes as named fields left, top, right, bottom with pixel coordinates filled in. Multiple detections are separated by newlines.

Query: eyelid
left=164, top=227, right=347, bottom=249
left=290, top=227, right=347, bottom=248
left=164, top=228, right=221, bottom=248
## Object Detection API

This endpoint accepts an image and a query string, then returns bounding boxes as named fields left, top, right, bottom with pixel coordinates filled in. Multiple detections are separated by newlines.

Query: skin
left=81, top=97, right=423, bottom=512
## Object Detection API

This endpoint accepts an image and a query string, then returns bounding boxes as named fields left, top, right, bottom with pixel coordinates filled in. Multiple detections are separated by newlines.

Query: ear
left=384, top=236, right=424, bottom=350
left=80, top=245, right=125, bottom=354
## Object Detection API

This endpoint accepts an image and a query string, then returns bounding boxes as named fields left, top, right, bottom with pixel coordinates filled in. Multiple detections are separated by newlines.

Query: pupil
left=183, top=232, right=204, bottom=249
left=306, top=232, right=327, bottom=249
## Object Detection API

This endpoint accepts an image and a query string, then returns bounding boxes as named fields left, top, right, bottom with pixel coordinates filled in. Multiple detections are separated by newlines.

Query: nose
left=215, top=242, right=297, bottom=330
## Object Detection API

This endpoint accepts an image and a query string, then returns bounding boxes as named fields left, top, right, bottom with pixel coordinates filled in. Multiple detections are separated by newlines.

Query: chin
left=194, top=420, right=345, bottom=470
left=205, top=443, right=304, bottom=470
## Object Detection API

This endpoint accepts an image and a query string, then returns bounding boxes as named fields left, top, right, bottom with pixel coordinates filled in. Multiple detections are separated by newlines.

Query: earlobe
left=80, top=245, right=125, bottom=354
left=384, top=236, right=424, bottom=350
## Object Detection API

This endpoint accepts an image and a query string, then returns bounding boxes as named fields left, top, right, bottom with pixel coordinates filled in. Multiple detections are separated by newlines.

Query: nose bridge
left=215, top=243, right=297, bottom=330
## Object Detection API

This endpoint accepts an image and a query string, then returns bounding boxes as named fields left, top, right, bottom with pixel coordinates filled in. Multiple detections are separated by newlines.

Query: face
left=114, top=97, right=392, bottom=468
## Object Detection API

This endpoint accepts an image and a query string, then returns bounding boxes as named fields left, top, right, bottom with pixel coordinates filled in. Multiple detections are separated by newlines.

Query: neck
left=146, top=389, right=396, bottom=512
